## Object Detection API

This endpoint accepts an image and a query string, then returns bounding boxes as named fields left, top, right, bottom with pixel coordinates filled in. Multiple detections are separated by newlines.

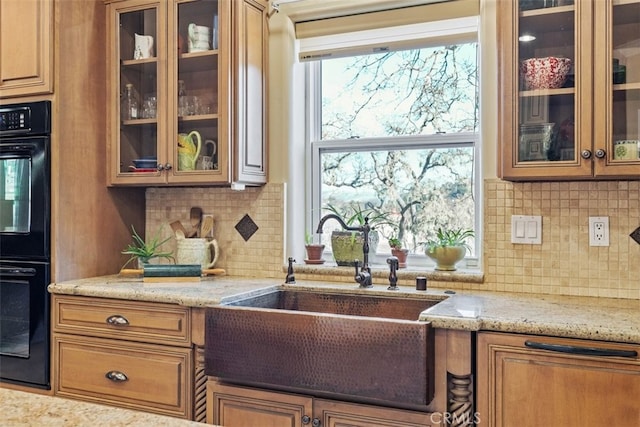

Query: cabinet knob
left=163, top=163, right=173, bottom=171
left=595, top=149, right=606, bottom=159
left=105, top=370, right=128, bottom=382
left=302, top=415, right=311, bottom=425
left=580, top=150, right=592, bottom=159
left=106, top=314, right=129, bottom=326
left=312, top=418, right=321, bottom=427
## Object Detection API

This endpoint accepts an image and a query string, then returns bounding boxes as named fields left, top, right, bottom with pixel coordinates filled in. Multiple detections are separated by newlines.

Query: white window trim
left=302, top=17, right=483, bottom=272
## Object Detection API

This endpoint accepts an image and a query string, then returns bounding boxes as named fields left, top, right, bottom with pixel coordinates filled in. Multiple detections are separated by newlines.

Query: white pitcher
left=176, top=237, right=219, bottom=269
left=133, top=33, right=154, bottom=59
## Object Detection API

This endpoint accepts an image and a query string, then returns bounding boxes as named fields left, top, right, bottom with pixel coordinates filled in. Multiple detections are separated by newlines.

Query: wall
left=145, top=184, right=285, bottom=278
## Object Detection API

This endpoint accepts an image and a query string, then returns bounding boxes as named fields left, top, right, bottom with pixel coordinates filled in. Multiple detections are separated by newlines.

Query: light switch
left=511, top=215, right=542, bottom=244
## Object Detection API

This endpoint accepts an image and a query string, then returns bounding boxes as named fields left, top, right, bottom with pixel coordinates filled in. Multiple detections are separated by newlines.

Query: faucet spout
left=316, top=213, right=362, bottom=234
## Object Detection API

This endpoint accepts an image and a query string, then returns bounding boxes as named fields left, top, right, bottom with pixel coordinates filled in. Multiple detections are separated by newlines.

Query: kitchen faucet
left=316, top=214, right=372, bottom=288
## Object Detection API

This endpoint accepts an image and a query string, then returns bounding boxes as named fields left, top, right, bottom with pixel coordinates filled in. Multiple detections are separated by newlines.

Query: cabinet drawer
left=52, top=295, right=191, bottom=346
left=54, top=334, right=192, bottom=419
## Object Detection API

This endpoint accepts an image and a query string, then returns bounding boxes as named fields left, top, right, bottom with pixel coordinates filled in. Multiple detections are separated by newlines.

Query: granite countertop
left=0, top=388, right=210, bottom=426
left=49, top=275, right=640, bottom=344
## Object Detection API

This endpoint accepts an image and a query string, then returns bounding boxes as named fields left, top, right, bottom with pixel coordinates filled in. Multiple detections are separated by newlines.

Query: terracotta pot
left=391, top=248, right=409, bottom=269
left=425, top=245, right=466, bottom=271
left=305, top=244, right=325, bottom=264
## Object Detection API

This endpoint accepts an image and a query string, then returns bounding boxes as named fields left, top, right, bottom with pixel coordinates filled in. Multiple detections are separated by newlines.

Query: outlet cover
left=589, top=216, right=609, bottom=247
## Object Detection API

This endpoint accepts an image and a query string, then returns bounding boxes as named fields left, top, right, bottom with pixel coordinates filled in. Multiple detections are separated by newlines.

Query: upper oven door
left=0, top=137, right=49, bottom=259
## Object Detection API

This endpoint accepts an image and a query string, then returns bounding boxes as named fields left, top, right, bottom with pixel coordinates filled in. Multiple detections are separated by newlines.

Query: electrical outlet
left=589, top=216, right=609, bottom=247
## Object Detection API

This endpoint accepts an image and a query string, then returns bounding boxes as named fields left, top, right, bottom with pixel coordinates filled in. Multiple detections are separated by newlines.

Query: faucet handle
left=387, top=256, right=399, bottom=290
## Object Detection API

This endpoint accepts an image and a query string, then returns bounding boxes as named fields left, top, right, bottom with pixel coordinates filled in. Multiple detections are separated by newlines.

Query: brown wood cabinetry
left=477, top=331, right=640, bottom=427
left=52, top=295, right=207, bottom=421
left=207, top=381, right=441, bottom=427
left=0, top=0, right=53, bottom=98
left=498, top=0, right=640, bottom=180
left=104, top=0, right=267, bottom=187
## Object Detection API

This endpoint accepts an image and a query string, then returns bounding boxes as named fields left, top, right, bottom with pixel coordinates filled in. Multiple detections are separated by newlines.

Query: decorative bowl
left=520, top=57, right=572, bottom=90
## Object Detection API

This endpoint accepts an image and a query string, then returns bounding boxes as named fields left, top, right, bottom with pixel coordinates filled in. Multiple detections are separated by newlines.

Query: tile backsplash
left=483, top=179, right=639, bottom=299
left=146, top=184, right=285, bottom=278
left=146, top=180, right=640, bottom=299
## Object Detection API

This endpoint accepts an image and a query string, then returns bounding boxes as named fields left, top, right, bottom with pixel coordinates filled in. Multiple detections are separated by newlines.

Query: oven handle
left=0, top=266, right=37, bottom=277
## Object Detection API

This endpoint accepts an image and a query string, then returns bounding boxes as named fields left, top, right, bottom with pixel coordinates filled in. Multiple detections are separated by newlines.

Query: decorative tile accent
left=235, top=214, right=259, bottom=242
left=631, top=226, right=640, bottom=246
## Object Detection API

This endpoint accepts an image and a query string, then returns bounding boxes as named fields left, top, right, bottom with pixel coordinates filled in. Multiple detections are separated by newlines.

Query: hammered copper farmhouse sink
left=205, top=289, right=443, bottom=408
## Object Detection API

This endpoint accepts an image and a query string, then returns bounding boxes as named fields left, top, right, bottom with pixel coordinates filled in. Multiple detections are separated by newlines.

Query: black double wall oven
left=0, top=100, right=51, bottom=389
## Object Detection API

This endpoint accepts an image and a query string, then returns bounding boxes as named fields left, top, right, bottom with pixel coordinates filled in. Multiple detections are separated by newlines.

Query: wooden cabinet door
left=229, top=0, right=267, bottom=185
left=314, top=398, right=440, bottom=427
left=207, top=381, right=313, bottom=427
left=0, top=0, right=53, bottom=98
left=477, top=332, right=640, bottom=427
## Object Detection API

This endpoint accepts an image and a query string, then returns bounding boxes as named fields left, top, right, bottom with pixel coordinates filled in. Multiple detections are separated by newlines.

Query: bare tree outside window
left=313, top=42, right=479, bottom=259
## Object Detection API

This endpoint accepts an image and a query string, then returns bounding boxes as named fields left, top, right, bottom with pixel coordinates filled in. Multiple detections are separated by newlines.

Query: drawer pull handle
left=106, top=315, right=129, bottom=326
left=524, top=341, right=637, bottom=358
left=105, top=371, right=128, bottom=382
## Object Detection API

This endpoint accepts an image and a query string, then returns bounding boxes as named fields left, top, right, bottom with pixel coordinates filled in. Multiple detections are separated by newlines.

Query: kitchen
left=1, top=0, right=639, bottom=426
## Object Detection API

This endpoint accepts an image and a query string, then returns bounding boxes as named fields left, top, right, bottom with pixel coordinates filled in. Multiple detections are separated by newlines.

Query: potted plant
left=121, top=225, right=175, bottom=269
left=325, top=203, right=390, bottom=266
left=388, top=237, right=409, bottom=269
left=304, top=232, right=325, bottom=264
left=424, top=227, right=474, bottom=271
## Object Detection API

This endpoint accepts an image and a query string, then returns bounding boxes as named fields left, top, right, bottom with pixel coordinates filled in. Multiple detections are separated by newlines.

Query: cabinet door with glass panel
left=106, top=0, right=223, bottom=185
left=593, top=0, right=640, bottom=177
left=107, top=0, right=166, bottom=185
left=498, top=0, right=594, bottom=180
left=167, top=0, right=225, bottom=185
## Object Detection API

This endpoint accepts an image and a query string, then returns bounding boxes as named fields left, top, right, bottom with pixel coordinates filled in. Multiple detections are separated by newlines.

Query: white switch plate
left=589, top=216, right=609, bottom=247
left=511, top=215, right=542, bottom=244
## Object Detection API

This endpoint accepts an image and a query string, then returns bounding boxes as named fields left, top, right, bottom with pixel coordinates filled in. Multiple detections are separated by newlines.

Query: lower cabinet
left=207, top=380, right=441, bottom=427
left=477, top=332, right=640, bottom=427
left=52, top=295, right=207, bottom=421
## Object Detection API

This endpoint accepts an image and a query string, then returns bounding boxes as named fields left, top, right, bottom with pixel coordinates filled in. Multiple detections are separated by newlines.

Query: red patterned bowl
left=520, top=57, right=572, bottom=90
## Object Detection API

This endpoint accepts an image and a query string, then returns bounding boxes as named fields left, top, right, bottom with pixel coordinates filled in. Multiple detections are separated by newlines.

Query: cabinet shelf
left=121, top=57, right=158, bottom=67
left=179, top=50, right=218, bottom=73
left=122, top=118, right=157, bottom=126
left=519, top=87, right=574, bottom=97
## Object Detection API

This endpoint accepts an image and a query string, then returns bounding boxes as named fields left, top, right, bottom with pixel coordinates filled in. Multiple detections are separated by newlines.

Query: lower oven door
left=0, top=260, right=50, bottom=389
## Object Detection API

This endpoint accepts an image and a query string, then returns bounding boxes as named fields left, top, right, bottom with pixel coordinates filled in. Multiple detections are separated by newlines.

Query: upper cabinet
left=105, top=0, right=267, bottom=187
left=0, top=0, right=53, bottom=98
left=498, top=0, right=640, bottom=180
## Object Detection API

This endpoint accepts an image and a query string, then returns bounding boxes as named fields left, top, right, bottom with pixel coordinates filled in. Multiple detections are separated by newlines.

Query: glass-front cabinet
left=106, top=0, right=267, bottom=186
left=499, top=0, right=640, bottom=180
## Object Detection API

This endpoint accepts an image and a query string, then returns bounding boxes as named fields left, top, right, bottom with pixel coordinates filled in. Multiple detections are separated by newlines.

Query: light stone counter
left=48, top=275, right=282, bottom=307
left=48, top=275, right=640, bottom=344
left=421, top=290, right=640, bottom=344
left=0, top=388, right=210, bottom=426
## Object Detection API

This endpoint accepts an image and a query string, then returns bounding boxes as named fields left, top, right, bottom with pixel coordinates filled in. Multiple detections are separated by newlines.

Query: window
left=306, top=18, right=481, bottom=269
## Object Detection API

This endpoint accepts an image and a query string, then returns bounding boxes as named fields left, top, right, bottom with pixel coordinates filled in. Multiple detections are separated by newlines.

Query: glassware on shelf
left=121, top=83, right=139, bottom=120
left=178, top=79, right=189, bottom=117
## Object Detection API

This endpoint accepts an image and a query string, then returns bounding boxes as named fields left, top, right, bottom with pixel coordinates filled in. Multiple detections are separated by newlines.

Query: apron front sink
left=205, top=289, right=443, bottom=408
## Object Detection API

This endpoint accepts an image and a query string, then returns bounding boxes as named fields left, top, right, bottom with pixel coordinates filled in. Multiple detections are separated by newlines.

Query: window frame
left=303, top=21, right=482, bottom=271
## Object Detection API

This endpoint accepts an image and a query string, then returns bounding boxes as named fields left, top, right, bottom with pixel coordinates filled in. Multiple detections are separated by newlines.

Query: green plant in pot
left=388, top=237, right=409, bottom=269
left=304, top=232, right=325, bottom=264
left=424, top=227, right=474, bottom=271
left=325, top=203, right=390, bottom=267
left=121, top=225, right=175, bottom=269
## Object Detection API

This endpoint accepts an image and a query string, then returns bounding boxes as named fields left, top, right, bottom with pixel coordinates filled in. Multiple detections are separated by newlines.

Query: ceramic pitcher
left=133, top=33, right=154, bottom=59
left=176, top=236, right=219, bottom=269
left=177, top=130, right=202, bottom=171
